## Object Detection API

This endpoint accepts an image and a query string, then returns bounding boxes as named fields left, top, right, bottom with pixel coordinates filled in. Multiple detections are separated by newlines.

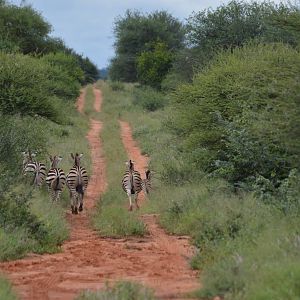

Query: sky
left=9, top=0, right=283, bottom=68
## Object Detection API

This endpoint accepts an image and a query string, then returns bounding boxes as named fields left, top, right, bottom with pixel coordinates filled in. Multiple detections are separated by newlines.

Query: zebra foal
left=46, top=155, right=66, bottom=202
left=22, top=150, right=46, bottom=187
left=122, top=159, right=142, bottom=211
left=66, top=153, right=88, bottom=214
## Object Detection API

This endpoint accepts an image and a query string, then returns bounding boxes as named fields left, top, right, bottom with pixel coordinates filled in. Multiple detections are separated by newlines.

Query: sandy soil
left=0, top=87, right=199, bottom=300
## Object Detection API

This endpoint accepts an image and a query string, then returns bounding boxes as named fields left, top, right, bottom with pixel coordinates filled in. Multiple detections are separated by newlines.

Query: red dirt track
left=0, top=86, right=199, bottom=299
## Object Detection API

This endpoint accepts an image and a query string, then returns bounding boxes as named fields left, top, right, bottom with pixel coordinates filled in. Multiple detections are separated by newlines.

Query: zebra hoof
left=74, top=207, right=78, bottom=214
left=79, top=204, right=83, bottom=212
left=128, top=206, right=133, bottom=212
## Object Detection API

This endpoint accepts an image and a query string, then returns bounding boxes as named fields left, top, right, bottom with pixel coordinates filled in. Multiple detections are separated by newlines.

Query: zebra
left=142, top=169, right=152, bottom=196
left=46, top=155, right=66, bottom=202
left=122, top=159, right=142, bottom=211
left=66, top=153, right=89, bottom=214
left=22, top=150, right=46, bottom=187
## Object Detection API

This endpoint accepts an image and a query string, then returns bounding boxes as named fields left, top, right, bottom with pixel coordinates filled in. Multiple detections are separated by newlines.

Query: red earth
left=0, top=86, right=199, bottom=300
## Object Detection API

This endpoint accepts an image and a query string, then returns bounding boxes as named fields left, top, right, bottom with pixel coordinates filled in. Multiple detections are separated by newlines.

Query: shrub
left=171, top=43, right=300, bottom=186
left=77, top=281, right=157, bottom=300
left=0, top=52, right=64, bottom=121
left=133, top=86, right=166, bottom=111
left=109, top=81, right=125, bottom=91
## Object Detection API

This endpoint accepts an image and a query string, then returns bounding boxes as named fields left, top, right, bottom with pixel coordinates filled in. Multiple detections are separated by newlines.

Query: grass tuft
left=76, top=281, right=157, bottom=300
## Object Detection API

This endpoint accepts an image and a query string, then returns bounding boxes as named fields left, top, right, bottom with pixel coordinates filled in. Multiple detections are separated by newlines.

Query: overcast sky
left=9, top=0, right=284, bottom=68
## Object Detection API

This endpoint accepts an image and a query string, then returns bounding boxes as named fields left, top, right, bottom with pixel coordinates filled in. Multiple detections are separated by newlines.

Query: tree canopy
left=109, top=10, right=185, bottom=82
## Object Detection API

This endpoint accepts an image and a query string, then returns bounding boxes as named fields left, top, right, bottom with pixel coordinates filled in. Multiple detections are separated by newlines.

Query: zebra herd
left=22, top=152, right=152, bottom=213
left=22, top=151, right=88, bottom=214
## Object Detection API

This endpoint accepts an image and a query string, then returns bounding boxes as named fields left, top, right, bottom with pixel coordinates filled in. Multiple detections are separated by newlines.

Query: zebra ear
left=58, top=156, right=63, bottom=161
left=79, top=153, right=83, bottom=158
left=71, top=153, right=74, bottom=159
left=49, top=155, right=53, bottom=161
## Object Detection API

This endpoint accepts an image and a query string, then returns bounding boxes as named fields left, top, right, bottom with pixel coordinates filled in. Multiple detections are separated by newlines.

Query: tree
left=137, top=41, right=173, bottom=89
left=109, top=10, right=185, bottom=82
left=166, top=1, right=299, bottom=87
left=0, top=2, right=51, bottom=54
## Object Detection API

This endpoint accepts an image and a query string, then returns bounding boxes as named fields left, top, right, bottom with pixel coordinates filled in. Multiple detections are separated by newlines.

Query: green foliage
left=170, top=43, right=300, bottom=188
left=132, top=86, right=167, bottom=111
left=0, top=52, right=65, bottom=121
left=0, top=189, right=68, bottom=261
left=137, top=42, right=173, bottom=89
left=0, top=1, right=51, bottom=54
left=75, top=55, right=99, bottom=84
left=40, top=52, right=82, bottom=100
left=169, top=1, right=299, bottom=84
left=0, top=276, right=18, bottom=300
left=109, top=10, right=185, bottom=82
left=0, top=116, right=46, bottom=176
left=109, top=81, right=125, bottom=91
left=41, top=52, right=84, bottom=83
left=77, top=281, right=157, bottom=300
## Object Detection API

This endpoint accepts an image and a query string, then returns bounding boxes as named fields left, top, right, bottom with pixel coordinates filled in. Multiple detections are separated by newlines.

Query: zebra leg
left=134, top=192, right=139, bottom=210
left=127, top=192, right=133, bottom=211
left=78, top=193, right=83, bottom=212
left=71, top=191, right=78, bottom=214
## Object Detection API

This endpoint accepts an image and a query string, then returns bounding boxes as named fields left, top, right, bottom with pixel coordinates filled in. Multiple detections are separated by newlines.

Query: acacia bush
left=170, top=43, right=300, bottom=189
left=0, top=52, right=63, bottom=121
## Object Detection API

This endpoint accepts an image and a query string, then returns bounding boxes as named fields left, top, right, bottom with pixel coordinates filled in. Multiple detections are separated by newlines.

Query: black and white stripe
left=46, top=155, right=66, bottom=201
left=22, top=151, right=46, bottom=187
left=122, top=160, right=142, bottom=211
left=66, top=153, right=88, bottom=214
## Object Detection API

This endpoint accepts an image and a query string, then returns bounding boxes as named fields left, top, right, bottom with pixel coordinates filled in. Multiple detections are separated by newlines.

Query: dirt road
left=0, top=86, right=199, bottom=299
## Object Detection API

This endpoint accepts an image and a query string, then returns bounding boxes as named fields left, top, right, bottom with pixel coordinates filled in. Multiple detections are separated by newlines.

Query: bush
left=170, top=43, right=300, bottom=187
left=133, top=86, right=166, bottom=111
left=0, top=52, right=64, bottom=121
left=109, top=81, right=125, bottom=91
left=0, top=115, right=46, bottom=176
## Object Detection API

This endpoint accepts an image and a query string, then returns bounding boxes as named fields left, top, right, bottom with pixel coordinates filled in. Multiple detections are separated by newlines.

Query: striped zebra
left=46, top=155, right=66, bottom=202
left=142, top=170, right=152, bottom=196
left=122, top=160, right=142, bottom=211
left=22, top=150, right=46, bottom=187
left=66, top=153, right=88, bottom=214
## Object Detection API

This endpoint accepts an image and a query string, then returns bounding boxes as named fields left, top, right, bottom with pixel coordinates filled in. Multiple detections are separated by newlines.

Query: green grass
left=84, top=84, right=98, bottom=119
left=0, top=276, right=18, bottom=300
left=91, top=81, right=146, bottom=237
left=76, top=281, right=157, bottom=300
left=101, top=82, right=300, bottom=300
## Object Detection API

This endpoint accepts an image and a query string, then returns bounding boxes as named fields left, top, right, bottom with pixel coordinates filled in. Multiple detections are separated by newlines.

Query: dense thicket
left=109, top=10, right=185, bottom=83
left=166, top=1, right=300, bottom=87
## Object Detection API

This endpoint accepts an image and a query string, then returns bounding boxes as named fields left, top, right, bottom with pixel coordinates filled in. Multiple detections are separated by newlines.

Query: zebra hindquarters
left=47, top=168, right=66, bottom=202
